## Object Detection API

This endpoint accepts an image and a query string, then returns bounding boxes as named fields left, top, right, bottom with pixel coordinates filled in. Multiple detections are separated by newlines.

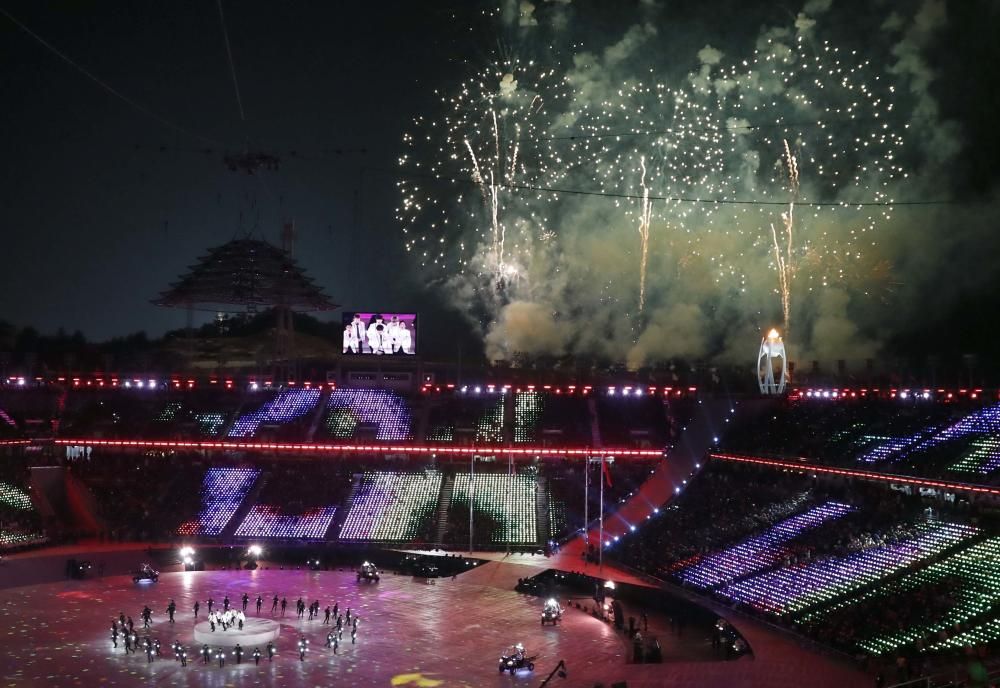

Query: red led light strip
left=53, top=438, right=663, bottom=459
left=0, top=440, right=30, bottom=447
left=709, top=452, right=1000, bottom=497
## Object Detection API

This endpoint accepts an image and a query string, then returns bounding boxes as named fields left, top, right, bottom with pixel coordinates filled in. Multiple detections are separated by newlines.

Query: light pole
left=538, top=659, right=568, bottom=687
left=468, top=453, right=475, bottom=554
left=508, top=449, right=514, bottom=556
left=598, top=455, right=604, bottom=572
left=583, top=456, right=589, bottom=555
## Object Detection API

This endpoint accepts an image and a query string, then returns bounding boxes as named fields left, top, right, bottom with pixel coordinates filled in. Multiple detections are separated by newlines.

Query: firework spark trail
left=399, top=59, right=571, bottom=293
left=573, top=83, right=730, bottom=312
left=463, top=134, right=504, bottom=275
left=464, top=107, right=515, bottom=280
left=771, top=138, right=799, bottom=336
left=489, top=109, right=505, bottom=275
left=704, top=34, right=905, bottom=342
left=464, top=139, right=484, bottom=187
left=490, top=169, right=503, bottom=273
left=397, top=32, right=905, bottom=362
left=637, top=156, right=653, bottom=311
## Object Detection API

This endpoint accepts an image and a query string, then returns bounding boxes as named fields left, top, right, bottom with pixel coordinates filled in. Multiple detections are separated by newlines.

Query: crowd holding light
left=338, top=471, right=443, bottom=542
left=324, top=388, right=414, bottom=441
left=717, top=521, right=977, bottom=616
left=236, top=504, right=339, bottom=540
left=177, top=467, right=261, bottom=537
left=677, top=502, right=855, bottom=589
left=228, top=389, right=321, bottom=438
left=798, top=537, right=1000, bottom=656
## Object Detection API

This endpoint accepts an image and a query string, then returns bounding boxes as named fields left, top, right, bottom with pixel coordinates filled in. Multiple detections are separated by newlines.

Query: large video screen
left=342, top=312, right=417, bottom=355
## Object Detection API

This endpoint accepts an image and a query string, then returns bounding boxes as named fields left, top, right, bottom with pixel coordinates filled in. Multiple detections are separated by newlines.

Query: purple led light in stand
left=228, top=389, right=321, bottom=438
left=325, top=388, right=413, bottom=441
left=678, top=502, right=854, bottom=589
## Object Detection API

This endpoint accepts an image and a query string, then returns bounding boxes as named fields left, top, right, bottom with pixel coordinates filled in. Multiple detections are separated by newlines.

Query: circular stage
left=193, top=617, right=280, bottom=647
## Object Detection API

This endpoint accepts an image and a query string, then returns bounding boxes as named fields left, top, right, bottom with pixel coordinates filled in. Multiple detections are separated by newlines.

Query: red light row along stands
left=3, top=376, right=334, bottom=391
left=52, top=438, right=663, bottom=460
left=5, top=376, right=696, bottom=396
left=793, top=387, right=988, bottom=401
left=419, top=382, right=698, bottom=397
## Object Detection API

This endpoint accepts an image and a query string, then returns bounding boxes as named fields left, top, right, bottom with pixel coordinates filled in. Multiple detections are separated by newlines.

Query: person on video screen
left=343, top=325, right=359, bottom=354
left=349, top=314, right=366, bottom=353
left=366, top=314, right=388, bottom=355
left=380, top=320, right=394, bottom=354
left=387, top=316, right=400, bottom=351
left=394, top=321, right=412, bottom=354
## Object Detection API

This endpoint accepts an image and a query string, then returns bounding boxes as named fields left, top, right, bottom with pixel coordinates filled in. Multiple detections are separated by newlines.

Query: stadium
left=2, top=347, right=999, bottom=686
left=2, top=1, right=1000, bottom=687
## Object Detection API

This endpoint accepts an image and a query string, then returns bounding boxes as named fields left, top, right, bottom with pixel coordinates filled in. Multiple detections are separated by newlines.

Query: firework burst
left=702, top=32, right=906, bottom=335
left=397, top=56, right=573, bottom=299
left=567, top=82, right=732, bottom=312
left=399, top=23, right=907, bottom=362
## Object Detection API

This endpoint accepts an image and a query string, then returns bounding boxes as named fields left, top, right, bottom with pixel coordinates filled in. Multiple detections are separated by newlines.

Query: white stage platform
left=192, top=617, right=280, bottom=647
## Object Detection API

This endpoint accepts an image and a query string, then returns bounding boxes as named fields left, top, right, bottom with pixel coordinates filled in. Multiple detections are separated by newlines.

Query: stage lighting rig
left=539, top=660, right=568, bottom=686
left=180, top=546, right=197, bottom=570
left=245, top=544, right=263, bottom=570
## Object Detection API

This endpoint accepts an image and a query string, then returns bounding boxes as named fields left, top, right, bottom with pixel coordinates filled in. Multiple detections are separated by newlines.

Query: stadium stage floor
left=0, top=563, right=870, bottom=688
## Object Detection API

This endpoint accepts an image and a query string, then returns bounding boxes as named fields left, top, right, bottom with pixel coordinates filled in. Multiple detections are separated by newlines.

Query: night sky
left=2, top=1, right=999, bottom=362
left=0, top=1, right=488, bottom=345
